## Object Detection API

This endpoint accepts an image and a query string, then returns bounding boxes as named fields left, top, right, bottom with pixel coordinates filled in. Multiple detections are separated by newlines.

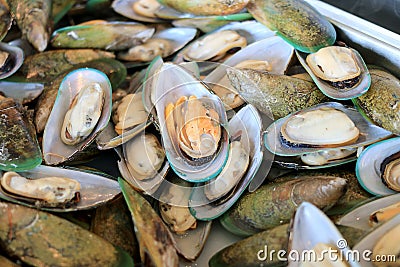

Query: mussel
left=0, top=171, right=80, bottom=208
left=153, top=62, right=229, bottom=182
left=42, top=68, right=112, bottom=165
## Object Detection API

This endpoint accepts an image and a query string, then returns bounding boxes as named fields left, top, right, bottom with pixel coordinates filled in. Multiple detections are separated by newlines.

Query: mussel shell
left=189, top=105, right=265, bottom=220
left=153, top=62, right=229, bottom=182
left=0, top=42, right=24, bottom=80
left=0, top=165, right=120, bottom=212
left=0, top=97, right=42, bottom=171
left=247, top=0, right=336, bottom=53
left=0, top=80, right=44, bottom=104
left=353, top=214, right=400, bottom=266
left=204, top=35, right=294, bottom=109
left=356, top=137, right=400, bottom=196
left=264, top=102, right=393, bottom=156
left=296, top=48, right=371, bottom=100
left=43, top=68, right=112, bottom=165
left=337, top=194, right=400, bottom=231
left=117, top=27, right=197, bottom=63
left=288, top=202, right=357, bottom=266
left=174, top=20, right=274, bottom=64
left=111, top=0, right=165, bottom=23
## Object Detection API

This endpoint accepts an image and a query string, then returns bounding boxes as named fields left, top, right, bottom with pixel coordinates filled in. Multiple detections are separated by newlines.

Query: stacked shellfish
left=0, top=0, right=399, bottom=266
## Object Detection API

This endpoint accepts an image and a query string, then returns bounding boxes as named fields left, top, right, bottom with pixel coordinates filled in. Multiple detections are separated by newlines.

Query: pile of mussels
left=0, top=0, right=399, bottom=266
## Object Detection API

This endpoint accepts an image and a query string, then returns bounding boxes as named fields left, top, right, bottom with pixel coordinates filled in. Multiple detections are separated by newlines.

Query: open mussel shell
left=204, top=35, right=294, bottom=109
left=189, top=105, right=265, bottom=220
left=155, top=178, right=212, bottom=261
left=0, top=42, right=24, bottom=80
left=356, top=137, right=400, bottom=196
left=111, top=0, right=165, bottom=23
left=264, top=102, right=393, bottom=156
left=154, top=62, right=229, bottom=182
left=353, top=214, right=400, bottom=266
left=288, top=202, right=358, bottom=266
left=43, top=68, right=112, bottom=165
left=274, top=148, right=358, bottom=170
left=296, top=47, right=371, bottom=100
left=117, top=27, right=197, bottom=64
left=337, top=194, right=400, bottom=231
left=116, top=133, right=169, bottom=195
left=0, top=165, right=120, bottom=212
left=0, top=80, right=44, bottom=104
left=174, top=20, right=274, bottom=65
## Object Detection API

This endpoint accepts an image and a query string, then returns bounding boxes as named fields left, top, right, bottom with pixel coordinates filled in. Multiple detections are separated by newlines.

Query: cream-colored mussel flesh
left=112, top=92, right=148, bottom=135
left=372, top=224, right=400, bottom=266
left=204, top=140, right=250, bottom=200
left=61, top=83, right=105, bottom=145
left=380, top=151, right=400, bottom=192
left=118, top=38, right=173, bottom=62
left=132, top=0, right=161, bottom=18
left=159, top=186, right=197, bottom=234
left=1, top=171, right=81, bottom=207
left=165, top=95, right=221, bottom=159
left=124, top=133, right=165, bottom=180
left=281, top=107, right=360, bottom=147
left=183, top=30, right=247, bottom=62
left=306, top=46, right=361, bottom=89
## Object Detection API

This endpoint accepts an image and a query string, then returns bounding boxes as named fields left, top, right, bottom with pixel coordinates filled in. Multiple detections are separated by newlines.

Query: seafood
left=153, top=62, right=229, bottom=182
left=42, top=68, right=112, bottom=165
left=160, top=191, right=197, bottom=234
left=90, top=196, right=140, bottom=262
left=0, top=42, right=24, bottom=80
left=337, top=194, right=400, bottom=230
left=17, top=49, right=115, bottom=82
left=288, top=202, right=354, bottom=267
left=353, top=214, right=400, bottom=266
left=300, top=148, right=357, bottom=166
left=61, top=82, right=105, bottom=145
left=112, top=0, right=165, bottom=23
left=165, top=95, right=221, bottom=159
left=34, top=58, right=126, bottom=134
left=372, top=224, right=400, bottom=266
left=380, top=151, right=400, bottom=191
left=112, top=92, right=148, bottom=135
left=182, top=30, right=247, bottom=62
left=220, top=175, right=347, bottom=236
left=0, top=165, right=121, bottom=212
left=0, top=201, right=133, bottom=266
left=296, top=47, right=371, bottom=100
left=190, top=105, right=265, bottom=220
left=158, top=0, right=249, bottom=16
left=247, top=0, right=336, bottom=53
left=7, top=0, right=52, bottom=51
left=0, top=96, right=42, bottom=171
left=306, top=46, right=361, bottom=89
left=356, top=137, right=400, bottom=196
left=370, top=201, right=400, bottom=226
left=172, top=13, right=253, bottom=33
left=118, top=27, right=197, bottom=62
left=280, top=107, right=360, bottom=148
left=119, top=178, right=179, bottom=267
left=123, top=133, right=165, bottom=181
left=0, top=171, right=80, bottom=207
left=50, top=22, right=155, bottom=51
left=226, top=67, right=329, bottom=119
left=264, top=102, right=392, bottom=157
left=204, top=141, right=249, bottom=201
left=0, top=1, right=11, bottom=41
left=353, top=67, right=400, bottom=135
